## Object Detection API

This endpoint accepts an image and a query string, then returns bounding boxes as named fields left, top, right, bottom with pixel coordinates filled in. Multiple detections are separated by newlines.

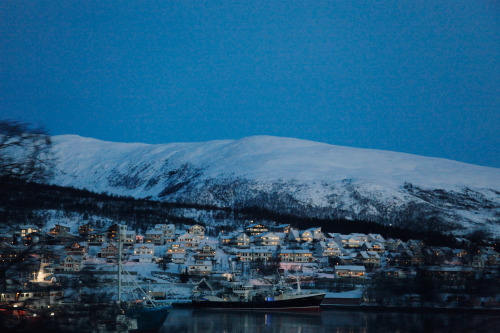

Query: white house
left=155, top=224, right=176, bottom=239
left=132, top=244, right=155, bottom=263
left=315, top=240, right=342, bottom=257
left=123, top=230, right=137, bottom=246
left=278, top=250, right=315, bottom=263
left=177, top=233, right=196, bottom=248
left=186, top=259, right=212, bottom=275
left=145, top=230, right=165, bottom=246
left=18, top=225, right=40, bottom=238
left=256, top=232, right=283, bottom=246
left=307, top=227, right=324, bottom=240
left=188, top=224, right=205, bottom=239
left=237, top=248, right=273, bottom=262
left=171, top=252, right=186, bottom=264
left=334, top=265, right=366, bottom=278
left=300, top=230, right=314, bottom=242
left=286, top=229, right=301, bottom=242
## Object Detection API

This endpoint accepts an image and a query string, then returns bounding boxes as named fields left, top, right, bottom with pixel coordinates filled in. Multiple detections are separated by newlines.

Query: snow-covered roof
left=280, top=249, right=312, bottom=254
left=335, top=265, right=366, bottom=272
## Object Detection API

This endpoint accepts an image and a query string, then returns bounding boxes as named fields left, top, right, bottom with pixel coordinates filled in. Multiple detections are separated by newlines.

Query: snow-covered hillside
left=49, top=135, right=500, bottom=236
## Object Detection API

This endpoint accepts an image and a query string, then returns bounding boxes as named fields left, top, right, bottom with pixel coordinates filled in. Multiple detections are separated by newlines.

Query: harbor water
left=159, top=308, right=500, bottom=333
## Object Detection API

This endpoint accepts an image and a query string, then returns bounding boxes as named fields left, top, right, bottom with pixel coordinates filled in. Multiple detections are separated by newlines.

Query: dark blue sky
left=1, top=1, right=499, bottom=167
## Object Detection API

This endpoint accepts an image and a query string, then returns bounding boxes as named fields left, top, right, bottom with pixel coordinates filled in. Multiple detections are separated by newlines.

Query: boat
left=116, top=225, right=171, bottom=332
left=191, top=276, right=325, bottom=310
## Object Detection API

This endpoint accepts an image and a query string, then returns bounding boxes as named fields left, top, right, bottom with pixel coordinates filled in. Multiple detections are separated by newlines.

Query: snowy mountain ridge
left=49, top=135, right=500, bottom=236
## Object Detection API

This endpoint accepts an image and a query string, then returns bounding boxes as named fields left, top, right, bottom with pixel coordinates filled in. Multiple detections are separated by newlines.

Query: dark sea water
left=160, top=308, right=500, bottom=333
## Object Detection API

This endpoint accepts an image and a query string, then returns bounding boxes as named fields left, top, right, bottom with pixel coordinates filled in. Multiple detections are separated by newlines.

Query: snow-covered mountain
left=49, top=135, right=500, bottom=237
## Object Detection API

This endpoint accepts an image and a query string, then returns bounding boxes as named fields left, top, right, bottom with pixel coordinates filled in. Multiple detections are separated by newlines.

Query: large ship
left=191, top=277, right=325, bottom=310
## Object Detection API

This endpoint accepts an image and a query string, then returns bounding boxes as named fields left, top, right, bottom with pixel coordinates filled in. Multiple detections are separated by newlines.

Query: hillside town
left=1, top=219, right=499, bottom=309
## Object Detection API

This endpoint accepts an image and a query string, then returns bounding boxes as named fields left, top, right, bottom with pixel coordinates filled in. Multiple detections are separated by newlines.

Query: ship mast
left=118, top=226, right=122, bottom=303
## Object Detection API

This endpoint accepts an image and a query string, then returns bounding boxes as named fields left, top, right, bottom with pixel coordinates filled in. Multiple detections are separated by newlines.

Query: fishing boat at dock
left=191, top=276, right=325, bottom=310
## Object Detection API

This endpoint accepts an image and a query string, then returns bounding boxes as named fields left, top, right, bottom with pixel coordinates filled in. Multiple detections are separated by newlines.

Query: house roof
left=239, top=248, right=272, bottom=254
left=280, top=250, right=312, bottom=254
left=335, top=265, right=366, bottom=272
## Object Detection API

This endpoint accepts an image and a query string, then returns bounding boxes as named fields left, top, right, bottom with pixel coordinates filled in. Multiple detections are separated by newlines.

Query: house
left=385, top=238, right=403, bottom=251
left=337, top=255, right=354, bottom=265
left=385, top=252, right=401, bottom=266
left=49, top=224, right=70, bottom=236
left=107, top=224, right=127, bottom=241
left=407, top=239, right=425, bottom=251
left=18, top=225, right=40, bottom=238
left=145, top=230, right=164, bottom=246
left=188, top=225, right=205, bottom=239
left=360, top=241, right=385, bottom=253
left=255, top=232, right=283, bottom=246
left=166, top=243, right=185, bottom=259
left=237, top=248, right=273, bottom=262
left=87, top=232, right=107, bottom=245
left=66, top=243, right=86, bottom=256
left=353, top=251, right=381, bottom=267
left=334, top=265, right=366, bottom=278
left=278, top=250, right=315, bottom=263
left=177, top=233, right=196, bottom=248
left=99, top=243, right=118, bottom=259
left=132, top=244, right=155, bottom=263
left=271, top=224, right=291, bottom=234
left=219, top=235, right=233, bottom=247
left=245, top=223, right=268, bottom=236
left=123, top=230, right=137, bottom=246
left=186, top=260, right=212, bottom=275
left=315, top=240, right=342, bottom=257
left=371, top=242, right=386, bottom=253
left=286, top=229, right=301, bottom=242
left=155, top=224, right=176, bottom=239
left=299, top=230, right=314, bottom=242
left=360, top=242, right=373, bottom=252
left=350, top=233, right=370, bottom=242
left=400, top=250, right=422, bottom=266
left=62, top=255, right=83, bottom=272
left=78, top=223, right=94, bottom=237
left=307, top=227, right=324, bottom=240
left=219, top=232, right=251, bottom=248
left=368, top=233, right=386, bottom=243
left=232, top=233, right=251, bottom=248
left=337, top=235, right=362, bottom=249
left=196, top=244, right=216, bottom=260
left=171, top=252, right=186, bottom=264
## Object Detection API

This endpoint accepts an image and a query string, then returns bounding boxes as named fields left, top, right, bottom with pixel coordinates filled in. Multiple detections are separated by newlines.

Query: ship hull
left=126, top=305, right=171, bottom=332
left=191, top=294, right=324, bottom=310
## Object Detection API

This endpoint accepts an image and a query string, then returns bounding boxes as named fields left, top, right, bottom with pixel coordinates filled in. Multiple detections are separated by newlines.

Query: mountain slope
left=49, top=135, right=500, bottom=236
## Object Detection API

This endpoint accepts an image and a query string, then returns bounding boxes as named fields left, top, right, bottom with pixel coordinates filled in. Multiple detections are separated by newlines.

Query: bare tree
left=0, top=119, right=54, bottom=182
